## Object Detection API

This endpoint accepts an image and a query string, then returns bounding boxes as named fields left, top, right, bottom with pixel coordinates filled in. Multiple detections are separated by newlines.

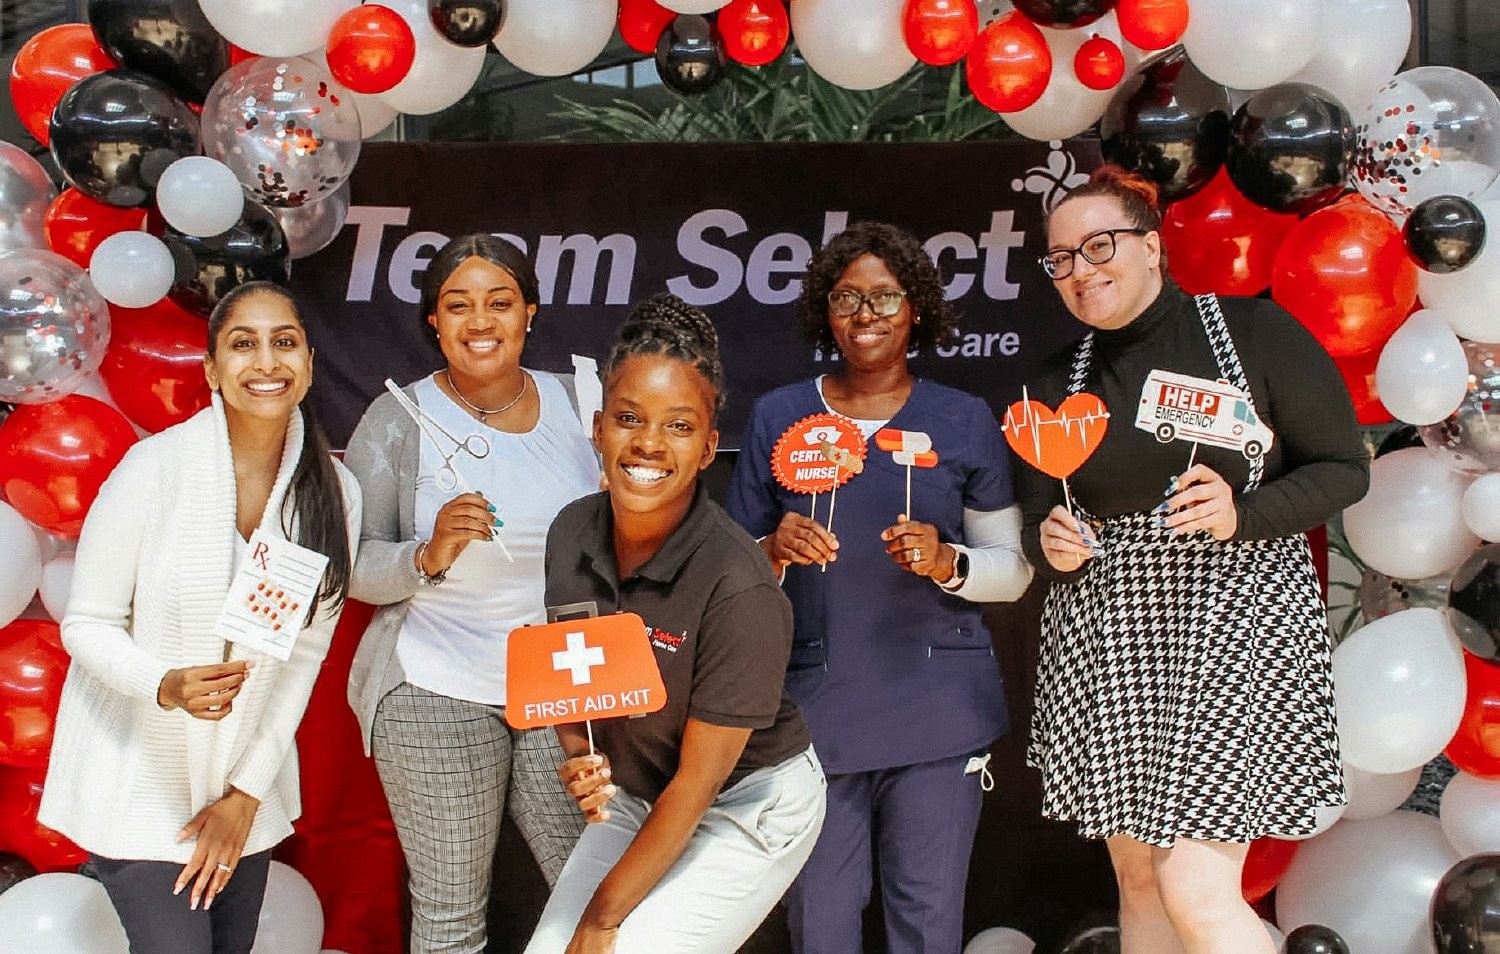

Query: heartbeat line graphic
left=1002, top=387, right=1111, bottom=466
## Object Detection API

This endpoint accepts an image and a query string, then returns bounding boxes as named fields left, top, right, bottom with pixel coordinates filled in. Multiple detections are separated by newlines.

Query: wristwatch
left=415, top=541, right=448, bottom=586
left=940, top=548, right=969, bottom=591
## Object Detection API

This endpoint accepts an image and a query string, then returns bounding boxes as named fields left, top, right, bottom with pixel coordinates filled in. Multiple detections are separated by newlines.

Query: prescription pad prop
left=383, top=378, right=513, bottom=563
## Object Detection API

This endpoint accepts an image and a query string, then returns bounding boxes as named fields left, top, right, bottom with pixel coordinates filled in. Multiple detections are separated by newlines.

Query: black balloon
left=49, top=69, right=201, bottom=209
left=1449, top=545, right=1500, bottom=662
left=0, top=853, right=36, bottom=897
left=1226, top=83, right=1353, bottom=215
left=88, top=0, right=231, bottom=104
left=1100, top=51, right=1231, bottom=203
left=1013, top=0, right=1117, bottom=28
left=164, top=202, right=290, bottom=317
left=1284, top=924, right=1350, bottom=954
left=1377, top=424, right=1424, bottom=458
left=1431, top=853, right=1500, bottom=953
left=1405, top=195, right=1487, bottom=274
left=655, top=15, right=726, bottom=97
left=428, top=0, right=505, bottom=47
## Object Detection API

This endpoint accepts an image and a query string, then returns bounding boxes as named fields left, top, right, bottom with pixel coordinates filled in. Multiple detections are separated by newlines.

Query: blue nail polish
left=1163, top=477, right=1177, bottom=497
left=1091, top=546, right=1105, bottom=557
left=493, top=516, right=504, bottom=527
left=1151, top=501, right=1170, bottom=515
left=487, top=503, right=497, bottom=513
left=1150, top=516, right=1166, bottom=529
left=1080, top=535, right=1098, bottom=548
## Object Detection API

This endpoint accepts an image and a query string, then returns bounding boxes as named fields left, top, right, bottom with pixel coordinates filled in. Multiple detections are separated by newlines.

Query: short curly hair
left=799, top=221, right=957, bottom=355
left=602, top=292, right=726, bottom=425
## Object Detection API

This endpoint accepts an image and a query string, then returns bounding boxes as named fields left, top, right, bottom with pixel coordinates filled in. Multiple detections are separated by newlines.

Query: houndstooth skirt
left=1027, top=511, right=1346, bottom=847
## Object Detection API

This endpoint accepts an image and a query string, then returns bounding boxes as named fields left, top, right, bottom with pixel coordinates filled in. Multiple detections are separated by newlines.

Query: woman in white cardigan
left=40, top=282, right=359, bottom=954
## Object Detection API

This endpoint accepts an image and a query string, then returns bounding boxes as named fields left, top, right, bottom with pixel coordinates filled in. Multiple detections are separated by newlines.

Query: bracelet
left=414, top=541, right=447, bottom=586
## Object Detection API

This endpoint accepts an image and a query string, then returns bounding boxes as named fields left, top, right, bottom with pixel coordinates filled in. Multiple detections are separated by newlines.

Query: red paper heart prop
left=1001, top=393, right=1110, bottom=479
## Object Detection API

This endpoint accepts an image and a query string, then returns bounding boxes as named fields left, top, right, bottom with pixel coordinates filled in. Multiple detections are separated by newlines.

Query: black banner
left=290, top=139, right=1102, bottom=449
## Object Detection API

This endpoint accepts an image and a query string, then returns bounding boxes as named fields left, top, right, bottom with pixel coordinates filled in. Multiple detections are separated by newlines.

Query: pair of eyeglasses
left=828, top=288, right=908, bottom=318
left=1039, top=228, right=1148, bottom=280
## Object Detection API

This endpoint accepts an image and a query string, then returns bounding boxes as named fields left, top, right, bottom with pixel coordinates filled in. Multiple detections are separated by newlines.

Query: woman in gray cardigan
left=344, top=234, right=599, bottom=954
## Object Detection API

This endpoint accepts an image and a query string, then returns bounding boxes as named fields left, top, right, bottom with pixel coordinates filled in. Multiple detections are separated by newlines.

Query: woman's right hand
left=762, top=511, right=839, bottom=570
left=558, top=753, right=617, bottom=824
left=1038, top=505, right=1098, bottom=573
left=422, top=492, right=498, bottom=574
left=157, top=661, right=254, bottom=720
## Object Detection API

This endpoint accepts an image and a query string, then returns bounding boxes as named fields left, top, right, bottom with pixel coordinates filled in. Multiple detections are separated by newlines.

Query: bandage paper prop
left=1134, top=369, right=1274, bottom=461
left=216, top=529, right=329, bottom=661
left=771, top=414, right=868, bottom=564
left=875, top=428, right=939, bottom=518
left=506, top=613, right=667, bottom=750
left=1002, top=388, right=1111, bottom=519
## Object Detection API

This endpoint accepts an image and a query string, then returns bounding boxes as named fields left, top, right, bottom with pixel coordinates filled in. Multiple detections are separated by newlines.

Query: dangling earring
left=526, top=325, right=533, bottom=335
left=914, top=314, right=922, bottom=324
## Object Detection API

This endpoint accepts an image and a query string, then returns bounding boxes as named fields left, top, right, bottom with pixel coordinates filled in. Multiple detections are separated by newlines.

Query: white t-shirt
left=396, top=372, right=600, bottom=705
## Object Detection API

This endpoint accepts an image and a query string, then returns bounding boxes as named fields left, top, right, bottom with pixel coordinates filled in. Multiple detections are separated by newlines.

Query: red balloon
left=1242, top=836, right=1299, bottom=903
left=0, top=767, right=86, bottom=872
left=326, top=4, right=417, bottom=95
left=1117, top=0, right=1189, bottom=51
left=619, top=0, right=678, bottom=55
left=1447, top=650, right=1500, bottom=779
left=100, top=299, right=213, bottom=434
left=903, top=0, right=979, bottom=67
left=43, top=188, right=148, bottom=268
left=720, top=0, right=790, bottom=67
left=8, top=24, right=116, bottom=147
left=1074, top=34, right=1125, bottom=90
left=1270, top=196, right=1419, bottom=358
left=965, top=11, right=1052, bottom=114
left=1334, top=348, right=1395, bottom=426
left=0, top=396, right=138, bottom=539
left=0, top=621, right=70, bottom=771
left=1162, top=167, right=1299, bottom=297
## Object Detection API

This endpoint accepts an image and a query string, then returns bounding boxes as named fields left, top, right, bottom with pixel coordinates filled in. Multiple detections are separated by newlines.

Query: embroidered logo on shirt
left=647, top=625, right=686, bottom=654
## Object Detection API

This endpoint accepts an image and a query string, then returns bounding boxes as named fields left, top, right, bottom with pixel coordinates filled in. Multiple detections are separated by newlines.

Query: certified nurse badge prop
left=1135, top=370, right=1274, bottom=461
left=772, top=412, right=867, bottom=570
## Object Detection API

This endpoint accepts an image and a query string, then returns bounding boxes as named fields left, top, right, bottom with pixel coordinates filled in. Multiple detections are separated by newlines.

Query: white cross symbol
left=552, top=631, right=606, bottom=686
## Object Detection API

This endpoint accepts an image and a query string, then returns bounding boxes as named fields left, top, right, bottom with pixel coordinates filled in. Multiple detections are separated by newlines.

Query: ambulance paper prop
left=1135, top=370, right=1274, bottom=460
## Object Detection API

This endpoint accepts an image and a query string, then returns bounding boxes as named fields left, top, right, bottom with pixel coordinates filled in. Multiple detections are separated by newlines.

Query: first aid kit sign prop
left=505, top=613, right=667, bottom=742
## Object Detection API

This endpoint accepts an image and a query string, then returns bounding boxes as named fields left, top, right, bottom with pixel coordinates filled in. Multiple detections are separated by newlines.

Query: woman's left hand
left=174, top=788, right=259, bottom=911
left=565, top=921, right=619, bottom=954
left=880, top=514, right=955, bottom=583
left=1161, top=464, right=1239, bottom=541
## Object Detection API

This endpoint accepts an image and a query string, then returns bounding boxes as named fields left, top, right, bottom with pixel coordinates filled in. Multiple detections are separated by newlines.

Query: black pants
left=90, top=850, right=272, bottom=954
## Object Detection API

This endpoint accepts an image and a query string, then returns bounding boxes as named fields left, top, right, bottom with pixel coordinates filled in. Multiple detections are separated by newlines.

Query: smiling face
left=827, top=253, right=914, bottom=371
left=204, top=292, right=312, bottom=423
left=595, top=354, right=719, bottom=524
left=427, top=255, right=537, bottom=381
left=1046, top=195, right=1163, bottom=331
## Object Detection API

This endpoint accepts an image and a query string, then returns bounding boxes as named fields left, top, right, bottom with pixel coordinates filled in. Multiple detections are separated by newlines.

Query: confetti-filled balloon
left=1419, top=340, right=1500, bottom=473
left=201, top=56, right=362, bottom=209
left=273, top=181, right=351, bottom=260
left=0, top=249, right=111, bottom=405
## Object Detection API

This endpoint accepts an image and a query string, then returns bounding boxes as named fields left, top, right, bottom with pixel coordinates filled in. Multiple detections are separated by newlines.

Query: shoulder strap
left=1066, top=332, right=1094, bottom=396
left=1191, top=294, right=1265, bottom=490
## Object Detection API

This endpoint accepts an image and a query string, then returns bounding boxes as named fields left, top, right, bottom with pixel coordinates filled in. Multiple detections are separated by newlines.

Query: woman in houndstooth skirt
left=1014, top=167, right=1370, bottom=954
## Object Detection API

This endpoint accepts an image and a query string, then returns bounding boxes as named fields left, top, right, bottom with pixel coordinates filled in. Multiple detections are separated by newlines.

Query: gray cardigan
left=344, top=373, right=583, bottom=752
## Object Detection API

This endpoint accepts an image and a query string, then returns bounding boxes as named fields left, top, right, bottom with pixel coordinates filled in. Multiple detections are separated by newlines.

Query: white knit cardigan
left=39, top=396, right=361, bottom=863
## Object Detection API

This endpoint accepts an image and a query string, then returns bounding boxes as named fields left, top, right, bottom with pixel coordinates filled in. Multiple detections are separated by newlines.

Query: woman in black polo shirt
left=525, top=293, right=825, bottom=954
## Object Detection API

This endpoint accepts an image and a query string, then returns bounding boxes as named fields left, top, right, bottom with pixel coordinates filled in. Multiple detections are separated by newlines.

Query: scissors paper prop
left=383, top=379, right=513, bottom=563
left=1001, top=388, right=1110, bottom=520
left=875, top=429, right=938, bottom=519
left=771, top=412, right=867, bottom=570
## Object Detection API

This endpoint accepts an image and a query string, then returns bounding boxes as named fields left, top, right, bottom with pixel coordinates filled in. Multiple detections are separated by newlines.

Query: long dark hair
left=207, top=282, right=352, bottom=615
left=601, top=292, right=726, bottom=425
left=419, top=233, right=540, bottom=345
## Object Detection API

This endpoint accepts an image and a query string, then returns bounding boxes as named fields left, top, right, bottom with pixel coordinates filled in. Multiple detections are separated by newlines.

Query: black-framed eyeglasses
left=828, top=288, right=908, bottom=318
left=1039, top=228, right=1148, bottom=280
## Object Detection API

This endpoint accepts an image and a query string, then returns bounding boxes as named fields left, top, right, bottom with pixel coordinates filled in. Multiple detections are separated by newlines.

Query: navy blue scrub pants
left=784, top=753, right=985, bottom=954
left=91, top=850, right=272, bottom=954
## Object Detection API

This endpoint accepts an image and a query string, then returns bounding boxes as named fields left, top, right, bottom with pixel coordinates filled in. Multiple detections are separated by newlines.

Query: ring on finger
left=912, top=547, right=921, bottom=562
left=216, top=863, right=232, bottom=874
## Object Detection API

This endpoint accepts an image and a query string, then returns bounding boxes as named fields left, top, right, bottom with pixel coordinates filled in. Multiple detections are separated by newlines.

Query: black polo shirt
left=544, top=483, right=811, bottom=802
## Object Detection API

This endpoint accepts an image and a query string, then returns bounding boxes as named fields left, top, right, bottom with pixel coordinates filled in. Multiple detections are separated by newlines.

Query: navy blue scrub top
left=726, top=377, right=1017, bottom=774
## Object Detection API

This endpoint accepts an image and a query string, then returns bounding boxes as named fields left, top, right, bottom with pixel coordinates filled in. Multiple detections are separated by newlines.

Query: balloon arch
left=3, top=2, right=1500, bottom=953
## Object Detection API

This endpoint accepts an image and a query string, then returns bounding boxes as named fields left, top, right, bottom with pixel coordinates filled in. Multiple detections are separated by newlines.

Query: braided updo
left=602, top=292, right=727, bottom=424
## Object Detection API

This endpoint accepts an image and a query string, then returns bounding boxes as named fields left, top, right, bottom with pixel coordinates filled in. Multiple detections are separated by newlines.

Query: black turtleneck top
left=1015, top=282, right=1370, bottom=582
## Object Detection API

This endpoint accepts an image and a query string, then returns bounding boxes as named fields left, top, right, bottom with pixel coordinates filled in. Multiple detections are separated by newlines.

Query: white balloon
left=349, top=91, right=399, bottom=139
left=200, top=0, right=359, bottom=57
left=660, top=0, right=730, bottom=12
left=1262, top=918, right=1286, bottom=950
left=380, top=0, right=488, bottom=115
left=1439, top=772, right=1500, bottom=856
left=792, top=0, right=916, bottom=91
left=0, top=872, right=129, bottom=954
left=1287, top=0, right=1411, bottom=112
left=1462, top=473, right=1500, bottom=541
left=0, top=501, right=42, bottom=629
left=964, top=926, right=1036, bottom=954
left=88, top=231, right=174, bottom=309
left=38, top=554, right=74, bottom=622
left=1416, top=198, right=1500, bottom=343
left=1001, top=17, right=1130, bottom=140
left=1279, top=802, right=1347, bottom=841
left=492, top=0, right=617, bottom=78
left=249, top=862, right=324, bottom=954
left=1343, top=763, right=1422, bottom=821
left=1375, top=310, right=1470, bottom=426
left=1277, top=812, right=1459, bottom=954
left=155, top=157, right=245, bottom=239
left=1344, top=447, right=1479, bottom=581
left=1333, top=607, right=1467, bottom=774
left=1182, top=0, right=1323, bottom=91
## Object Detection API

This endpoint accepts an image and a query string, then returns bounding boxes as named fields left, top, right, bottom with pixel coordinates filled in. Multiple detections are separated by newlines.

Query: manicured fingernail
left=1075, top=522, right=1086, bottom=534
left=604, top=784, right=617, bottom=795
left=174, top=884, right=184, bottom=896
left=1151, top=501, right=1170, bottom=515
left=601, top=766, right=611, bottom=778
left=492, top=516, right=503, bottom=527
left=1163, top=478, right=1177, bottom=497
left=1081, top=536, right=1097, bottom=548
left=1150, top=516, right=1165, bottom=529
left=487, top=503, right=496, bottom=512
left=1091, top=546, right=1105, bottom=557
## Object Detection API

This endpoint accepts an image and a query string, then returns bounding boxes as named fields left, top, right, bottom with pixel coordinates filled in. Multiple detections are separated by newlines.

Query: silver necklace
left=445, top=369, right=528, bottom=425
